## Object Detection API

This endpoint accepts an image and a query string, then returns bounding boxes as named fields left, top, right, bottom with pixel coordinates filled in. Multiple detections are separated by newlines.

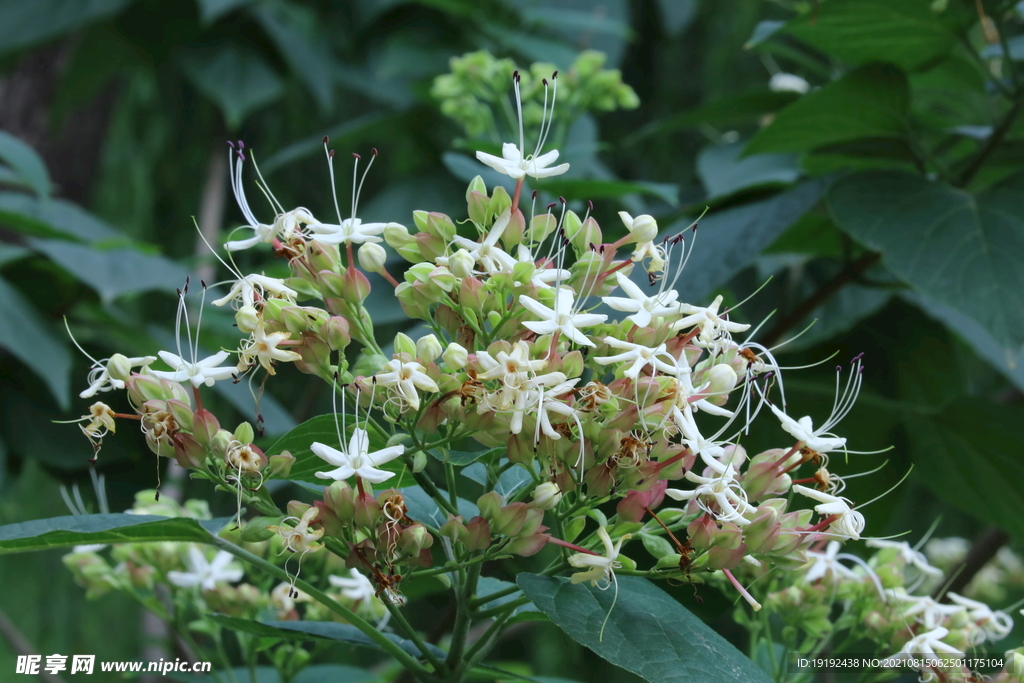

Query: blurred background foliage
left=1, top=0, right=1024, bottom=680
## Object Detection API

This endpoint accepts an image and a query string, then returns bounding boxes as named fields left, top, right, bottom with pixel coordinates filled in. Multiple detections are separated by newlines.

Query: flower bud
left=705, top=364, right=738, bottom=405
left=426, top=212, right=457, bottom=241
left=383, top=222, right=413, bottom=248
left=306, top=240, right=340, bottom=272
left=398, top=524, right=434, bottom=555
left=441, top=515, right=468, bottom=543
left=395, top=282, right=430, bottom=319
left=505, top=531, right=549, bottom=556
left=442, top=342, right=468, bottom=371
left=192, top=409, right=220, bottom=448
left=316, top=270, right=347, bottom=299
left=268, top=451, right=295, bottom=477
left=532, top=482, right=563, bottom=510
left=488, top=185, right=511, bottom=219
left=235, top=305, right=260, bottom=334
left=106, top=354, right=134, bottom=383
left=210, top=428, right=234, bottom=457
left=500, top=206, right=525, bottom=250
left=234, top=422, right=255, bottom=445
left=354, top=493, right=382, bottom=529
left=464, top=516, right=492, bottom=551
left=620, top=212, right=658, bottom=243
left=358, top=242, right=388, bottom=273
left=467, top=191, right=489, bottom=226
left=172, top=432, right=206, bottom=468
left=341, top=267, right=371, bottom=304
left=743, top=506, right=780, bottom=554
left=323, top=316, right=351, bottom=351
left=528, top=213, right=557, bottom=242
left=411, top=450, right=427, bottom=473
left=325, top=480, right=356, bottom=523
left=477, top=491, right=503, bottom=524
left=415, top=334, right=443, bottom=363
left=166, top=399, right=193, bottom=432
left=449, top=249, right=475, bottom=279
left=466, top=175, right=486, bottom=197
left=393, top=333, right=417, bottom=357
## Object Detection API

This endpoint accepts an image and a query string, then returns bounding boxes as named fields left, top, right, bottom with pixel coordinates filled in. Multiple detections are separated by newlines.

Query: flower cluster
left=64, top=68, right=887, bottom=619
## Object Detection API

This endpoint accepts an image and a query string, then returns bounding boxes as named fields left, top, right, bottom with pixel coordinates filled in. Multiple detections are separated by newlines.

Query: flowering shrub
left=15, top=54, right=1022, bottom=683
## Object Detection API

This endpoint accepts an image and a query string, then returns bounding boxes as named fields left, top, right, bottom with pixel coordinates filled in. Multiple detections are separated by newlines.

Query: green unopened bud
left=449, top=249, right=475, bottom=279
left=528, top=213, right=557, bottom=242
left=395, top=282, right=430, bottom=319
left=706, top=364, right=738, bottom=404
left=306, top=241, right=340, bottom=272
left=398, top=524, right=434, bottom=555
left=384, top=222, right=413, bottom=248
left=354, top=493, right=382, bottom=529
left=106, top=354, right=134, bottom=382
left=464, top=516, right=492, bottom=551
left=429, top=266, right=456, bottom=292
left=210, top=428, right=233, bottom=457
left=165, top=399, right=193, bottom=432
left=411, top=450, right=427, bottom=473
left=323, top=316, right=351, bottom=351
left=234, top=422, right=255, bottom=445
left=442, top=342, right=468, bottom=370
left=394, top=333, right=417, bottom=357
left=441, top=515, right=467, bottom=543
left=341, top=267, right=371, bottom=304
left=192, top=409, right=220, bottom=448
left=477, top=491, right=503, bottom=523
left=316, top=270, right=347, bottom=299
left=467, top=191, right=489, bottom=226
left=488, top=186, right=512, bottom=219
left=325, top=480, right=356, bottom=522
left=466, top=175, right=486, bottom=198
left=416, top=334, right=443, bottom=363
left=358, top=242, right=388, bottom=273
left=268, top=452, right=295, bottom=477
left=501, top=207, right=525, bottom=250
left=287, top=500, right=312, bottom=519
left=235, top=305, right=260, bottom=334
left=412, top=210, right=430, bottom=233
left=532, top=482, right=563, bottom=510
left=426, top=212, right=457, bottom=241
left=240, top=517, right=278, bottom=542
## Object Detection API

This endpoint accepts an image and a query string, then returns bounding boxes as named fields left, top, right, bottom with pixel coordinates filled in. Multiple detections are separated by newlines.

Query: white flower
left=269, top=507, right=324, bottom=554
left=375, top=359, right=440, bottom=411
left=769, top=73, right=810, bottom=94
left=803, top=541, right=860, bottom=583
left=893, top=626, right=963, bottom=661
left=329, top=568, right=376, bottom=602
left=769, top=405, right=847, bottom=454
left=475, top=71, right=569, bottom=180
left=519, top=287, right=607, bottom=347
left=793, top=484, right=865, bottom=541
left=80, top=354, right=157, bottom=399
left=210, top=274, right=297, bottom=309
left=602, top=272, right=679, bottom=328
left=313, top=427, right=405, bottom=484
left=666, top=452, right=755, bottom=526
left=238, top=322, right=302, bottom=375
left=450, top=208, right=517, bottom=275
left=476, top=143, right=569, bottom=179
left=151, top=349, right=236, bottom=388
left=307, top=217, right=387, bottom=246
left=167, top=547, right=243, bottom=590
left=947, top=593, right=1014, bottom=641
left=618, top=213, right=664, bottom=271
left=475, top=340, right=547, bottom=382
left=568, top=526, right=630, bottom=587
left=866, top=539, right=943, bottom=576
left=534, top=379, right=580, bottom=441
left=671, top=295, right=751, bottom=346
left=593, top=338, right=678, bottom=380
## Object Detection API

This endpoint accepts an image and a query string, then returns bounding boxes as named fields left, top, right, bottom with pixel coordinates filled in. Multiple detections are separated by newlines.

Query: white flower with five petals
left=519, top=288, right=607, bottom=347
left=375, top=359, right=440, bottom=411
left=602, top=272, right=679, bottom=328
left=167, top=547, right=243, bottom=590
left=313, top=427, right=405, bottom=484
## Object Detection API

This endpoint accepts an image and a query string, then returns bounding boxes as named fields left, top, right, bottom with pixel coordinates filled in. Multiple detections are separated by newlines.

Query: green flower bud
left=466, top=175, right=486, bottom=198
left=411, top=450, right=427, bottom=473
left=449, top=249, right=475, bottom=279
left=323, top=316, right=351, bottom=351
left=106, top=354, right=134, bottom=383
left=528, top=213, right=557, bottom=243
left=341, top=267, right=371, bottom=304
left=477, top=491, right=503, bottom=523
left=426, top=212, right=457, bottom=241
left=384, top=222, right=413, bottom=248
left=357, top=243, right=388, bottom=273
left=488, top=185, right=512, bottom=219
left=532, top=482, right=562, bottom=510
left=467, top=191, right=489, bottom=226
left=268, top=452, right=295, bottom=477
left=235, top=305, right=260, bottom=334
left=416, top=334, right=443, bottom=363
left=398, top=524, right=434, bottom=555
left=394, top=333, right=417, bottom=357
left=234, top=422, right=255, bottom=445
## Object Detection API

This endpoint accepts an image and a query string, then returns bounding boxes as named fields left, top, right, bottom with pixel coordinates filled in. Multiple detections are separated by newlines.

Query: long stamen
left=325, top=140, right=344, bottom=225
left=513, top=71, right=525, bottom=156
left=536, top=71, right=558, bottom=155
left=533, top=77, right=550, bottom=162
left=353, top=148, right=377, bottom=222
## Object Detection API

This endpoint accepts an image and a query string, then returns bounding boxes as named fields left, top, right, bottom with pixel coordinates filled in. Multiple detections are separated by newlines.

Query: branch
left=760, top=252, right=881, bottom=347
left=934, top=527, right=1009, bottom=600
left=956, top=100, right=1022, bottom=188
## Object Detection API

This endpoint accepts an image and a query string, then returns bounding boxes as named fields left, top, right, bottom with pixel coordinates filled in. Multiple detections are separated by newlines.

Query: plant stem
left=206, top=535, right=437, bottom=682
left=469, top=584, right=520, bottom=608
left=444, top=562, right=482, bottom=675
left=956, top=100, right=1022, bottom=187
left=383, top=600, right=446, bottom=674
left=473, top=596, right=530, bottom=621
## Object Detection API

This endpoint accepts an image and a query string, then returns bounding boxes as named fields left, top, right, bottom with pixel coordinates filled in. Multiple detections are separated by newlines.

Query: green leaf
left=828, top=170, right=1024, bottom=352
left=170, top=667, right=278, bottom=683
left=179, top=43, right=284, bottom=129
left=0, top=275, right=71, bottom=409
left=264, top=415, right=415, bottom=488
left=669, top=176, right=832, bottom=303
left=696, top=142, right=800, bottom=199
left=517, top=574, right=771, bottom=683
left=745, top=63, right=909, bottom=156
left=0, top=0, right=135, bottom=57
left=251, top=2, right=335, bottom=111
left=171, top=664, right=374, bottom=683
left=531, top=178, right=679, bottom=207
left=397, top=486, right=479, bottom=526
left=210, top=614, right=447, bottom=660
left=0, top=192, right=116, bottom=241
left=638, top=532, right=675, bottom=559
left=626, top=91, right=800, bottom=144
left=28, top=238, right=188, bottom=304
left=784, top=1, right=958, bottom=71
left=476, top=577, right=539, bottom=617
left=429, top=446, right=501, bottom=466
left=195, top=0, right=253, bottom=25
left=906, top=401, right=1024, bottom=541
left=0, top=131, right=50, bottom=197
left=0, top=514, right=225, bottom=553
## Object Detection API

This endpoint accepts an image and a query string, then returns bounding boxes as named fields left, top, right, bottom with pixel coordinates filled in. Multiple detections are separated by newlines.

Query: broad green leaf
left=0, top=131, right=50, bottom=197
left=210, top=614, right=447, bottom=660
left=745, top=63, right=909, bottom=156
left=669, top=176, right=832, bottom=303
left=784, top=1, right=958, bottom=71
left=828, top=170, right=1024, bottom=352
left=476, top=577, right=539, bottom=617
left=696, top=141, right=800, bottom=199
left=779, top=280, right=892, bottom=353
left=517, top=574, right=772, bottom=683
left=0, top=0, right=135, bottom=57
left=0, top=514, right=225, bottom=553
left=0, top=192, right=115, bottom=241
left=626, top=91, right=800, bottom=144
left=28, top=238, right=188, bottom=304
left=462, top=461, right=535, bottom=498
left=905, top=401, right=1024, bottom=541
left=251, top=3, right=335, bottom=111
left=195, top=0, right=253, bottom=24
left=0, top=244, right=31, bottom=267
left=0, top=275, right=71, bottom=409
left=397, top=486, right=479, bottom=526
left=179, top=43, right=284, bottom=129
left=532, top=178, right=679, bottom=208
left=264, top=415, right=415, bottom=488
